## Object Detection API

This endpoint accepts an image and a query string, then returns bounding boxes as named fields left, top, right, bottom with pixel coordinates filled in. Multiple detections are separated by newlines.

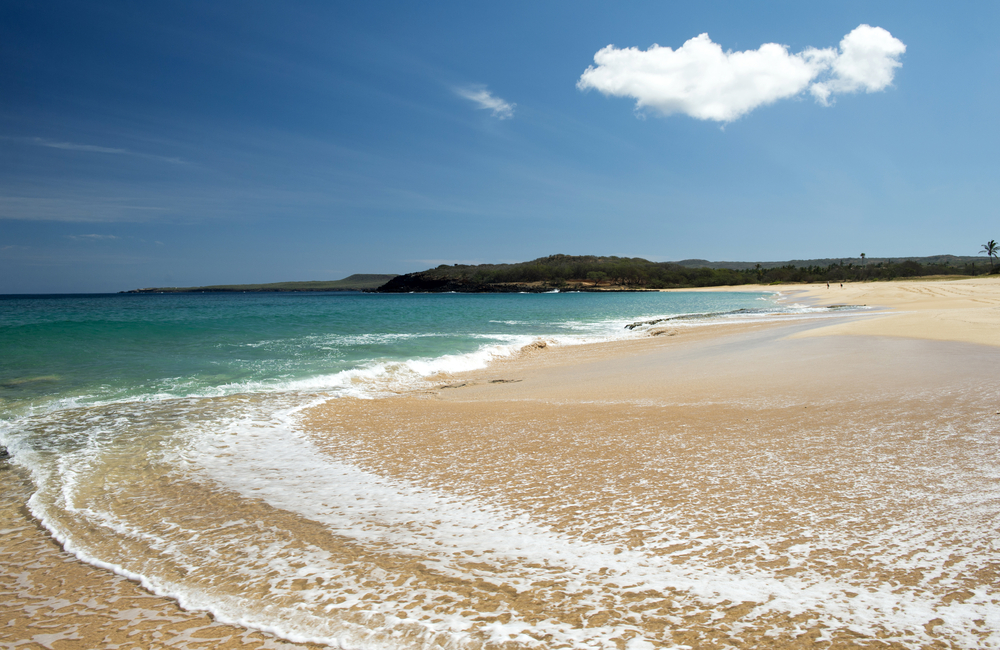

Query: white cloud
left=810, top=25, right=907, bottom=104
left=578, top=24, right=905, bottom=122
left=455, top=85, right=515, bottom=119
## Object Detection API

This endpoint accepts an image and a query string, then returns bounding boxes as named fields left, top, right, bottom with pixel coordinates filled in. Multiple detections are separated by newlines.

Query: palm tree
left=860, top=253, right=866, bottom=267
left=983, top=240, right=999, bottom=270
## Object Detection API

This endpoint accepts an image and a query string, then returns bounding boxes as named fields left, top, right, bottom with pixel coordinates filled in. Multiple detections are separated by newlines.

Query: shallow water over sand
left=294, top=333, right=1000, bottom=648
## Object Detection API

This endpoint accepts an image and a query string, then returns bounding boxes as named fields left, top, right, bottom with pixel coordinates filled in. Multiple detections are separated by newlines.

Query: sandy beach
left=690, top=276, right=1000, bottom=348
left=3, top=277, right=1000, bottom=648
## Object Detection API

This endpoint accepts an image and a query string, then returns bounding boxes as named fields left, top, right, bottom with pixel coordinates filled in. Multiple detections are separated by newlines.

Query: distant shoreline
left=121, top=274, right=398, bottom=294
left=119, top=253, right=999, bottom=295
left=123, top=287, right=368, bottom=294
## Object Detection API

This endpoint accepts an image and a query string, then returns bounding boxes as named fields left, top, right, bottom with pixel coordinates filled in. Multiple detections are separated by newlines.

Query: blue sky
left=1, top=0, right=998, bottom=292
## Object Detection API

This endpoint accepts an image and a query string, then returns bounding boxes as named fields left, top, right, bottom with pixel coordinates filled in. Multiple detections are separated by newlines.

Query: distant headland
left=123, top=253, right=997, bottom=294
left=122, top=274, right=397, bottom=294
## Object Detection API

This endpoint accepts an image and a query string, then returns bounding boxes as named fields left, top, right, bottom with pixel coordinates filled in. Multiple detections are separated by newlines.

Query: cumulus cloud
left=577, top=24, right=905, bottom=122
left=810, top=25, right=907, bottom=104
left=455, top=85, right=515, bottom=119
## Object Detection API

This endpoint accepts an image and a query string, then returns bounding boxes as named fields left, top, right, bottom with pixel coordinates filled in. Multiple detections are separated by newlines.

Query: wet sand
left=3, top=278, right=1000, bottom=648
left=301, top=320, right=1000, bottom=648
left=0, top=463, right=327, bottom=650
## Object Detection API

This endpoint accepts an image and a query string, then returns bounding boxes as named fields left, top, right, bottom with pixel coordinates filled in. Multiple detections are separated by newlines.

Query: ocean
left=0, top=290, right=887, bottom=648
left=0, top=291, right=799, bottom=405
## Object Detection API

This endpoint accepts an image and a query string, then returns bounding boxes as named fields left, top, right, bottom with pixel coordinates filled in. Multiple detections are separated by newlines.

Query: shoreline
left=295, top=278, right=1000, bottom=646
left=3, top=278, right=1000, bottom=648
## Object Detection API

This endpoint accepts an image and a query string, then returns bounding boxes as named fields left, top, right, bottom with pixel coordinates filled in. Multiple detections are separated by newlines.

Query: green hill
left=376, top=253, right=997, bottom=292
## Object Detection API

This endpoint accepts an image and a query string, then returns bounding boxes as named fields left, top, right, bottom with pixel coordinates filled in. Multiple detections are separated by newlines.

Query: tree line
left=415, top=253, right=999, bottom=290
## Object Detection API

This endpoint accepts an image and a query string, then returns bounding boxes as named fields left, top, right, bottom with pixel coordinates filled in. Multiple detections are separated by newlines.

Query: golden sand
left=678, top=276, right=1000, bottom=347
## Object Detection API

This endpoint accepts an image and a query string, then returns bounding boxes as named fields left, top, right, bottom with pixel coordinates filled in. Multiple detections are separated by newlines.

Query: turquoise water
left=1, top=290, right=783, bottom=416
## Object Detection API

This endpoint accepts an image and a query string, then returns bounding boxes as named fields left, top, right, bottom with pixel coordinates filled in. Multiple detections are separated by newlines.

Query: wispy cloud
left=455, top=85, right=516, bottom=119
left=578, top=24, right=905, bottom=122
left=67, top=234, right=119, bottom=240
left=21, top=137, right=185, bottom=163
left=36, top=140, right=128, bottom=154
left=0, top=194, right=171, bottom=222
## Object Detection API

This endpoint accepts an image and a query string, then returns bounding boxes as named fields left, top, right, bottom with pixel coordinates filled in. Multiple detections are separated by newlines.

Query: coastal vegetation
left=983, top=240, right=999, bottom=269
left=376, top=254, right=999, bottom=293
